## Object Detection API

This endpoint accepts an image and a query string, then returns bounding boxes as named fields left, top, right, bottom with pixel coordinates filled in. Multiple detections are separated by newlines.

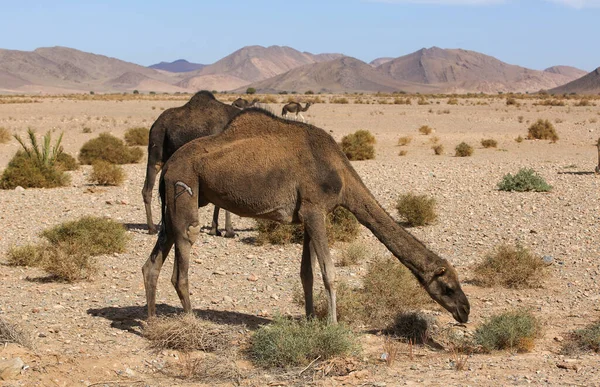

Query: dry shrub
left=7, top=244, right=46, bottom=267
left=124, top=127, right=149, bottom=146
left=0, top=127, right=10, bottom=143
left=418, top=125, right=433, bottom=135
left=574, top=99, right=592, bottom=107
left=331, top=97, right=349, bottom=104
left=432, top=144, right=444, bottom=155
left=394, top=97, right=411, bottom=105
left=90, top=160, right=125, bottom=186
left=481, top=139, right=497, bottom=148
left=455, top=142, right=474, bottom=157
left=475, top=309, right=540, bottom=353
left=361, top=256, right=432, bottom=328
left=429, top=136, right=440, bottom=144
left=260, top=95, right=278, bottom=104
left=41, top=242, right=98, bottom=282
left=398, top=150, right=408, bottom=156
left=395, top=193, right=437, bottom=226
left=42, top=216, right=128, bottom=256
left=417, top=97, right=429, bottom=105
left=0, top=317, right=33, bottom=348
left=527, top=119, right=559, bottom=142
left=79, top=133, right=143, bottom=164
left=250, top=316, right=358, bottom=368
left=397, top=136, right=412, bottom=146
left=562, top=321, right=600, bottom=354
left=56, top=152, right=79, bottom=171
left=386, top=312, right=435, bottom=343
left=473, top=244, right=547, bottom=289
left=173, top=353, right=241, bottom=383
left=506, top=97, right=517, bottom=106
left=341, top=130, right=376, bottom=161
left=144, top=314, right=232, bottom=352
left=447, top=98, right=459, bottom=105
left=338, top=242, right=367, bottom=267
left=326, top=206, right=360, bottom=243
left=308, top=281, right=365, bottom=323
left=515, top=135, right=524, bottom=143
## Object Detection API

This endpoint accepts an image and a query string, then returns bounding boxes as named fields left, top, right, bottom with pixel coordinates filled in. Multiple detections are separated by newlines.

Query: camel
left=596, top=138, right=600, bottom=175
left=142, top=108, right=470, bottom=324
left=282, top=101, right=312, bottom=122
left=142, top=90, right=240, bottom=236
left=232, top=97, right=259, bottom=109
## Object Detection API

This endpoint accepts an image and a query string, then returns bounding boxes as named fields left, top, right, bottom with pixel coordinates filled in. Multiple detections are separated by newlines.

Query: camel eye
left=444, top=286, right=455, bottom=296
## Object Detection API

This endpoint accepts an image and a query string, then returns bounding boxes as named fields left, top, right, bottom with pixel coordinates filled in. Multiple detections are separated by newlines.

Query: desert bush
left=124, top=127, right=149, bottom=146
left=518, top=115, right=524, bottom=123
left=78, top=133, right=143, bottom=164
left=497, top=168, right=552, bottom=192
left=473, top=244, right=547, bottom=289
left=260, top=95, right=278, bottom=104
left=341, top=130, right=376, bottom=161
left=455, top=142, right=474, bottom=157
left=338, top=242, right=367, bottom=267
left=398, top=150, right=407, bottom=156
left=246, top=87, right=256, bottom=95
left=331, top=97, right=349, bottom=104
left=41, top=216, right=128, bottom=256
left=527, top=119, right=559, bottom=142
left=432, top=144, right=444, bottom=155
left=562, top=321, right=600, bottom=354
left=144, top=314, right=232, bottom=352
left=397, top=136, right=412, bottom=146
left=56, top=152, right=79, bottom=171
left=395, top=193, right=437, bottom=226
left=90, top=160, right=125, bottom=186
left=250, top=316, right=357, bottom=368
left=574, top=99, right=592, bottom=107
left=475, top=310, right=540, bottom=353
left=515, top=135, right=524, bottom=143
left=170, top=353, right=241, bottom=383
left=0, top=129, right=70, bottom=189
left=41, top=242, right=98, bottom=282
left=447, top=98, right=459, bottom=105
left=386, top=311, right=435, bottom=343
left=299, top=281, right=364, bottom=323
left=361, top=256, right=432, bottom=327
left=535, top=99, right=565, bottom=107
left=0, top=127, right=10, bottom=143
left=7, top=244, right=46, bottom=267
left=326, top=206, right=360, bottom=243
left=506, top=97, right=517, bottom=106
left=418, top=125, right=433, bottom=135
left=394, top=97, right=411, bottom=105
left=417, top=97, right=429, bottom=105
left=0, top=317, right=33, bottom=348
left=481, top=139, right=497, bottom=148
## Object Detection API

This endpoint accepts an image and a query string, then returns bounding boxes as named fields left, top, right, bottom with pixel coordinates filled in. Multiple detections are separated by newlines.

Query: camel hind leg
left=209, top=206, right=235, bottom=238
left=142, top=220, right=174, bottom=318
left=300, top=228, right=318, bottom=319
left=142, top=161, right=162, bottom=235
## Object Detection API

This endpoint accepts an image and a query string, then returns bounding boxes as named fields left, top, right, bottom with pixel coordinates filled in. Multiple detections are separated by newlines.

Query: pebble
left=0, top=357, right=24, bottom=380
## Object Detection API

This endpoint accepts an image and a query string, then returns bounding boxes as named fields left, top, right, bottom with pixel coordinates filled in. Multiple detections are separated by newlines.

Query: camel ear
left=434, top=267, right=446, bottom=276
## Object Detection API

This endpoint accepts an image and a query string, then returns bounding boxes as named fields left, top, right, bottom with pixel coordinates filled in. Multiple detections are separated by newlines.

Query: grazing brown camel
left=142, top=90, right=239, bottom=236
left=143, top=109, right=470, bottom=324
left=282, top=101, right=312, bottom=121
left=232, top=97, right=259, bottom=109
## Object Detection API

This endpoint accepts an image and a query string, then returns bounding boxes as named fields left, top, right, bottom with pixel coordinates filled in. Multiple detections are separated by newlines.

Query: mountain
left=149, top=59, right=206, bottom=73
left=377, top=47, right=583, bottom=93
left=370, top=57, right=394, bottom=67
left=548, top=67, right=600, bottom=95
left=235, top=56, right=437, bottom=94
left=544, top=65, right=587, bottom=79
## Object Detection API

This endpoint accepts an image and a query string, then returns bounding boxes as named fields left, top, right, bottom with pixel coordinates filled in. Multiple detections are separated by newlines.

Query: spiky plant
left=14, top=128, right=64, bottom=169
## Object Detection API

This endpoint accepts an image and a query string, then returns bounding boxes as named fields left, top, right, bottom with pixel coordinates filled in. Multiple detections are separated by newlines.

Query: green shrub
left=481, top=139, right=497, bottom=148
left=432, top=144, right=444, bottom=155
left=497, top=168, right=552, bottom=192
left=473, top=244, right=547, bottom=289
left=124, top=127, right=149, bottom=146
left=386, top=312, right=435, bottom=343
left=455, top=142, right=474, bottom=157
left=250, top=316, right=357, bottom=368
left=341, top=130, right=376, bottom=161
left=527, top=119, right=559, bottom=142
left=418, top=125, right=433, bottom=135
left=78, top=133, right=143, bottom=164
left=475, top=310, right=540, bottom=353
left=7, top=244, right=46, bottom=267
left=41, top=216, right=128, bottom=256
left=90, top=160, right=124, bottom=186
left=562, top=321, right=600, bottom=354
left=55, top=152, right=79, bottom=171
left=246, top=87, right=256, bottom=95
left=395, top=193, right=437, bottom=226
left=0, top=127, right=10, bottom=143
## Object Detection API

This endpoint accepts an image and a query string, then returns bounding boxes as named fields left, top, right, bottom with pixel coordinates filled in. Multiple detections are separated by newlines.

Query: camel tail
left=158, top=173, right=167, bottom=230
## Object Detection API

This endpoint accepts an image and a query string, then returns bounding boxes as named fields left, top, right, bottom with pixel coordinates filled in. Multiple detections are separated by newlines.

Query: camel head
left=423, top=260, right=470, bottom=323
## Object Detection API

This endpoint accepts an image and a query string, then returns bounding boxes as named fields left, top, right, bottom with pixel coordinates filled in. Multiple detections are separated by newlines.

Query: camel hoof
left=208, top=229, right=222, bottom=237
left=148, top=228, right=158, bottom=235
left=224, top=231, right=236, bottom=238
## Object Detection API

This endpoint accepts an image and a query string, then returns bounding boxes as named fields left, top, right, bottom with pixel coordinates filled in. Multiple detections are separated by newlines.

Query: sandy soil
left=0, top=95, right=599, bottom=386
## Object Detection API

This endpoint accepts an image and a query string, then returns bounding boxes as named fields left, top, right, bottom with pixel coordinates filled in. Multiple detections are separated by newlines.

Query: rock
left=14, top=186, right=24, bottom=192
left=543, top=256, right=554, bottom=265
left=0, top=357, right=24, bottom=380
left=554, top=335, right=564, bottom=342
left=124, top=368, right=136, bottom=377
left=247, top=274, right=258, bottom=282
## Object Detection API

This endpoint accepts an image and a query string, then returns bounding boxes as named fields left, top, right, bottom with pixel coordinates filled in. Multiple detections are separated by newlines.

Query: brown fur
left=142, top=108, right=470, bottom=324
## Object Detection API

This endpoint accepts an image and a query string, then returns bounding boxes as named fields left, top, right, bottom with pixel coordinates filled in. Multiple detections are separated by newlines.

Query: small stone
left=0, top=357, right=24, bottom=380
left=554, top=336, right=564, bottom=342
left=246, top=254, right=255, bottom=259
left=213, top=271, right=226, bottom=276
left=223, top=296, right=233, bottom=303
left=124, top=368, right=135, bottom=377
left=247, top=274, right=258, bottom=282
left=543, top=256, right=554, bottom=265
left=14, top=186, right=25, bottom=192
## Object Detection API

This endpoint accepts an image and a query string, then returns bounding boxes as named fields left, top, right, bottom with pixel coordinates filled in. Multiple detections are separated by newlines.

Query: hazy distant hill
left=544, top=65, right=588, bottom=79
left=549, top=68, right=600, bottom=95
left=149, top=59, right=206, bottom=73
left=236, top=56, right=437, bottom=94
left=369, top=57, right=394, bottom=67
left=377, top=47, right=584, bottom=93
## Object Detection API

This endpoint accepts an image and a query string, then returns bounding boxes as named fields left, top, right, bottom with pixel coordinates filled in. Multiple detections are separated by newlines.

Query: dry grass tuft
left=79, top=133, right=143, bottom=164
left=418, top=125, right=433, bottom=135
left=124, top=127, right=149, bottom=146
left=395, top=193, right=437, bottom=226
left=432, top=144, right=444, bottom=155
left=473, top=244, right=547, bottom=289
left=515, top=135, right=524, bottom=143
left=481, top=139, right=497, bottom=148
left=455, top=142, right=474, bottom=157
left=7, top=244, right=46, bottom=267
left=398, top=150, right=408, bottom=156
left=341, top=130, right=376, bottom=161
left=90, top=160, right=125, bottom=186
left=173, top=352, right=242, bottom=383
left=337, top=242, right=368, bottom=267
left=0, top=317, right=33, bottom=348
left=527, top=119, right=559, bottom=142
left=0, top=127, right=11, bottom=143
left=561, top=321, right=600, bottom=354
left=144, top=314, right=232, bottom=352
left=41, top=242, right=98, bottom=282
left=475, top=309, right=540, bottom=353
left=397, top=136, right=412, bottom=146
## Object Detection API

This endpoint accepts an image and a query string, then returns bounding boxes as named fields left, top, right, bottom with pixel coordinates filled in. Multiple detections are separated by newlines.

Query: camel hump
left=186, top=90, right=216, bottom=106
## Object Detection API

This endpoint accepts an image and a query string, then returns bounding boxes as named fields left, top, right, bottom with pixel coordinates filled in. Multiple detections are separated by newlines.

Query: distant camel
left=142, top=90, right=240, bottom=236
left=232, top=98, right=259, bottom=109
left=282, top=102, right=312, bottom=121
left=596, top=138, right=600, bottom=175
left=142, top=108, right=470, bottom=324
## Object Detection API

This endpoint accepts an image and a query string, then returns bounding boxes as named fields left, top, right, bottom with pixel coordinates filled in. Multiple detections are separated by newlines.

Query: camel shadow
left=557, top=171, right=595, bottom=176
left=123, top=223, right=151, bottom=233
left=87, top=304, right=271, bottom=336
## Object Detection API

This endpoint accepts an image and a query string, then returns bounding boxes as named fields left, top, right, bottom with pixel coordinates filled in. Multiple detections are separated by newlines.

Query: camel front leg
left=300, top=228, right=318, bottom=319
left=209, top=206, right=222, bottom=236
left=171, top=222, right=200, bottom=313
left=142, top=225, right=174, bottom=317
left=224, top=211, right=235, bottom=238
left=302, top=208, right=337, bottom=324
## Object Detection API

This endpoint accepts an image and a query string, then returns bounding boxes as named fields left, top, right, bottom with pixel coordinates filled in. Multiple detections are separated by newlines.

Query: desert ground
left=0, top=93, right=599, bottom=386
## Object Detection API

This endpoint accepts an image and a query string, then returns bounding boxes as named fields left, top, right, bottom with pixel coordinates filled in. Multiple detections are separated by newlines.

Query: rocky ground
left=0, top=95, right=599, bottom=386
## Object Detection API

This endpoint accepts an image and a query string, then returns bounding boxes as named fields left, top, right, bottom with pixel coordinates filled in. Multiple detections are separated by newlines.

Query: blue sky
left=0, top=0, right=598, bottom=71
